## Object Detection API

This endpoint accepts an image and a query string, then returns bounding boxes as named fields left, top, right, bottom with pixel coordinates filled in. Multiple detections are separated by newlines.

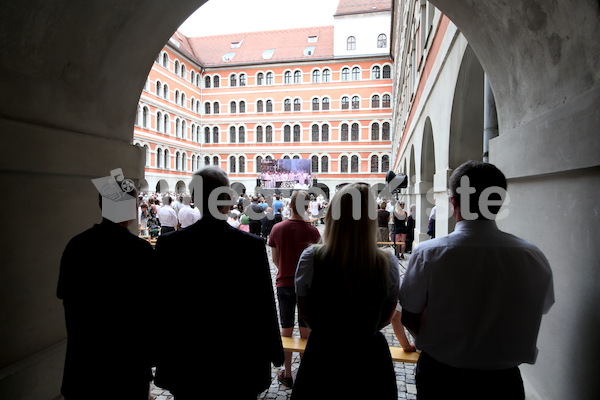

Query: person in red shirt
left=268, top=190, right=321, bottom=388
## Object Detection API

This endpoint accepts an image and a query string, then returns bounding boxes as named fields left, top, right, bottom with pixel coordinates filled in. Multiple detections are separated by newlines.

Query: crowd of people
left=57, top=161, right=554, bottom=400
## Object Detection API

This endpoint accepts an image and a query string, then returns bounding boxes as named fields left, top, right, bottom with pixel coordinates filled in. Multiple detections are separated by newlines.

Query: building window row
left=346, top=33, right=388, bottom=50
left=156, top=51, right=202, bottom=87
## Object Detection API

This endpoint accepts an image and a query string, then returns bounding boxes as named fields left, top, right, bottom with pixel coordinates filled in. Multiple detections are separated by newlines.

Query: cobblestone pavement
left=151, top=224, right=416, bottom=399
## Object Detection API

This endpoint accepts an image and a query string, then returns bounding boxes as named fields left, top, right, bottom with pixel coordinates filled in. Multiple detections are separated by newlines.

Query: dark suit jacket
left=154, top=216, right=284, bottom=397
left=57, top=220, right=155, bottom=399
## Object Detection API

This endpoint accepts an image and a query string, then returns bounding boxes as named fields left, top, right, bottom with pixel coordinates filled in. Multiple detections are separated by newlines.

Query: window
left=322, top=124, right=329, bottom=142
left=312, top=98, right=319, bottom=111
left=266, top=126, right=273, bottom=142
left=308, top=35, right=318, bottom=43
left=204, top=127, right=210, bottom=144
left=164, top=149, right=170, bottom=169
left=230, top=101, right=236, bottom=114
left=257, top=100, right=264, bottom=113
left=347, top=36, right=356, bottom=50
left=382, top=122, right=390, bottom=140
left=214, top=76, right=220, bottom=87
left=341, top=156, right=348, bottom=172
left=239, top=126, right=245, bottom=143
left=382, top=94, right=391, bottom=108
left=311, top=156, right=319, bottom=173
left=312, top=125, right=319, bottom=142
left=383, top=65, right=391, bottom=79
left=223, top=52, right=236, bottom=62
left=352, top=96, right=360, bottom=109
left=257, top=72, right=264, bottom=85
left=157, top=148, right=163, bottom=168
left=213, top=127, right=219, bottom=143
left=266, top=100, right=273, bottom=112
left=377, top=34, right=387, bottom=48
left=231, top=41, right=241, bottom=48
left=239, top=101, right=246, bottom=113
left=205, top=76, right=211, bottom=88
left=341, top=96, right=349, bottom=110
left=256, top=126, right=263, bottom=142
left=372, top=66, right=381, bottom=80
left=262, top=49, right=275, bottom=59
left=163, top=84, right=169, bottom=100
left=163, top=114, right=170, bottom=134
left=294, top=70, right=302, bottom=84
left=341, top=124, right=349, bottom=141
left=352, top=67, right=361, bottom=80
left=230, top=127, right=236, bottom=143
left=284, top=99, right=291, bottom=112
left=372, top=95, right=380, bottom=108
left=239, top=73, right=246, bottom=87
left=321, top=156, right=329, bottom=172
left=204, top=102, right=211, bottom=114
left=293, top=125, right=301, bottom=142
left=284, top=71, right=292, bottom=84
left=371, top=155, right=379, bottom=172
left=213, top=156, right=219, bottom=166
left=304, top=46, right=316, bottom=56
left=341, top=67, right=350, bottom=81
left=371, top=123, right=380, bottom=140
left=162, top=53, right=169, bottom=68
left=142, top=107, right=149, bottom=128
left=239, top=156, right=245, bottom=173
left=312, top=70, right=320, bottom=83
left=213, top=102, right=219, bottom=114
left=204, top=156, right=210, bottom=166
left=351, top=123, right=359, bottom=141
left=322, top=97, right=330, bottom=110
left=230, top=156, right=236, bottom=173
left=351, top=155, right=359, bottom=173
left=284, top=126, right=291, bottom=142
left=156, top=112, right=163, bottom=132
left=382, top=155, right=390, bottom=171
left=256, top=156, right=263, bottom=173
left=174, top=60, right=180, bottom=75
left=294, top=98, right=301, bottom=111
left=266, top=72, right=274, bottom=85
left=230, top=74, right=237, bottom=87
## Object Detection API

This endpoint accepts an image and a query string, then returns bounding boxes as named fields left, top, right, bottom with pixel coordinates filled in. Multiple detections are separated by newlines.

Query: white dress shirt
left=400, top=220, right=554, bottom=370
left=157, top=205, right=178, bottom=228
left=178, top=205, right=200, bottom=228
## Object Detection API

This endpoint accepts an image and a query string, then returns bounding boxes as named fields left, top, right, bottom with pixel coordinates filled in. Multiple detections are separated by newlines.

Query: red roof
left=335, top=0, right=392, bottom=16
left=181, top=26, right=335, bottom=67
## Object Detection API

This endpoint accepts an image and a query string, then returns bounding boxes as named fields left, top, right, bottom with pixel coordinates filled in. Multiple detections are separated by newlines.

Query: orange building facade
left=134, top=0, right=394, bottom=198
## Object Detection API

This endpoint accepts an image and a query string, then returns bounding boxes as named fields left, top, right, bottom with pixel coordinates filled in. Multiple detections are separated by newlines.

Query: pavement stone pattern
left=150, top=224, right=416, bottom=399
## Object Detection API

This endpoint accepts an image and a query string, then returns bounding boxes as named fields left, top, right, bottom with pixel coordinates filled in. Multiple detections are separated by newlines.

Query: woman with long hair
left=292, top=183, right=400, bottom=399
left=393, top=201, right=408, bottom=259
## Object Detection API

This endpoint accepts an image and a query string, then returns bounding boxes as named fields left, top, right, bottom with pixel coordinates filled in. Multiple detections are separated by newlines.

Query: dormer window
left=308, top=35, right=318, bottom=43
left=262, top=49, right=275, bottom=59
left=304, top=46, right=316, bottom=56
left=231, top=41, right=241, bottom=49
left=222, top=52, right=236, bottom=62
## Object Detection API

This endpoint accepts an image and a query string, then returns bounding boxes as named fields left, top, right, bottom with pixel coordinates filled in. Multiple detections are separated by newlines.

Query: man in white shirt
left=400, top=160, right=554, bottom=400
left=177, top=194, right=200, bottom=229
left=157, top=195, right=178, bottom=234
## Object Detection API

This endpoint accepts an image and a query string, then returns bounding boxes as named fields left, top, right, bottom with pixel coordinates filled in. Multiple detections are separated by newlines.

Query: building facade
left=134, top=0, right=394, bottom=198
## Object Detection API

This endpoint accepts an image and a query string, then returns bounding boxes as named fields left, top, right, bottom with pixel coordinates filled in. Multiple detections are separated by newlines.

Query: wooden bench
left=281, top=336, right=419, bottom=364
left=376, top=241, right=405, bottom=246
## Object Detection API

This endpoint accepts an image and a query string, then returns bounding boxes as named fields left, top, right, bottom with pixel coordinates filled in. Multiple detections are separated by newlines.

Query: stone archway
left=156, top=179, right=169, bottom=193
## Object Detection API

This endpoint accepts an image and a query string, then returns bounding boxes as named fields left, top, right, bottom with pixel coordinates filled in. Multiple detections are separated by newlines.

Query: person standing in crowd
left=261, top=206, right=276, bottom=242
left=147, top=197, right=161, bottom=238
left=427, top=205, right=436, bottom=239
left=177, top=194, right=200, bottom=229
left=406, top=204, right=416, bottom=253
left=154, top=166, right=284, bottom=399
left=293, top=183, right=399, bottom=399
left=268, top=191, right=321, bottom=388
left=246, top=196, right=264, bottom=236
left=377, top=201, right=390, bottom=246
left=57, top=187, right=155, bottom=400
left=272, top=195, right=284, bottom=216
left=158, top=195, right=178, bottom=234
left=400, top=161, right=554, bottom=400
left=393, top=201, right=408, bottom=259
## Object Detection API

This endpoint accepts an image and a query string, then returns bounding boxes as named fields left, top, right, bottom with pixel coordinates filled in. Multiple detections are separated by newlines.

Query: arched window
left=312, top=70, right=320, bottom=83
left=266, top=72, right=274, bottom=85
left=239, top=101, right=246, bottom=114
left=341, top=123, right=349, bottom=141
left=352, top=67, right=361, bottom=80
left=239, top=126, right=245, bottom=143
left=213, top=102, right=219, bottom=114
left=293, top=125, right=301, bottom=142
left=341, top=96, right=349, bottom=110
left=239, top=73, right=246, bottom=86
left=230, top=101, right=236, bottom=114
left=204, top=127, right=210, bottom=144
left=322, top=97, right=330, bottom=110
left=174, top=60, right=180, bottom=75
left=351, top=155, right=359, bottom=173
left=164, top=149, right=170, bottom=169
left=352, top=96, right=360, bottom=109
left=163, top=114, right=170, bottom=134
left=213, top=127, right=219, bottom=143
left=322, top=124, right=329, bottom=142
left=322, top=69, right=331, bottom=82
left=371, top=123, right=380, bottom=141
left=257, top=100, right=264, bottom=113
left=256, top=126, right=263, bottom=142
left=312, top=98, right=319, bottom=111
left=156, top=111, right=163, bottom=132
left=284, top=126, right=291, bottom=142
left=163, top=84, right=169, bottom=100
left=213, top=75, right=220, bottom=87
left=230, top=74, right=237, bottom=87
left=256, top=156, right=263, bottom=173
left=341, top=67, right=350, bottom=81
left=347, top=36, right=356, bottom=50
left=230, top=156, right=236, bottom=173
left=284, top=71, right=292, bottom=84
left=284, top=99, right=291, bottom=112
left=257, top=72, right=264, bottom=85
left=382, top=94, right=391, bottom=108
left=340, top=156, right=349, bottom=173
left=162, top=53, right=169, bottom=68
left=312, top=124, right=319, bottom=142
left=175, top=151, right=180, bottom=171
left=157, top=148, right=163, bottom=168
left=229, top=127, right=236, bottom=143
left=377, top=34, right=387, bottom=48
left=205, top=102, right=211, bottom=114
left=372, top=66, right=381, bottom=79
left=351, top=123, right=359, bottom=141
left=156, top=81, right=162, bottom=95
left=382, top=65, right=391, bottom=79
left=294, top=70, right=302, bottom=84
left=239, top=156, right=245, bottom=172
left=321, top=156, right=329, bottom=172
left=266, top=100, right=273, bottom=112
left=311, top=156, right=319, bottom=173
left=294, top=98, right=301, bottom=111
left=371, top=155, right=379, bottom=172
left=142, top=106, right=149, bottom=128
left=382, top=122, right=390, bottom=140
left=372, top=95, right=380, bottom=108
left=266, top=126, right=273, bottom=142
left=382, top=155, right=390, bottom=171
left=204, top=156, right=210, bottom=166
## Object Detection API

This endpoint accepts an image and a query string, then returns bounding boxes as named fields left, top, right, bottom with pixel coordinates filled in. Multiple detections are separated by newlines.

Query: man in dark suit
left=57, top=185, right=155, bottom=400
left=154, top=166, right=284, bottom=399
